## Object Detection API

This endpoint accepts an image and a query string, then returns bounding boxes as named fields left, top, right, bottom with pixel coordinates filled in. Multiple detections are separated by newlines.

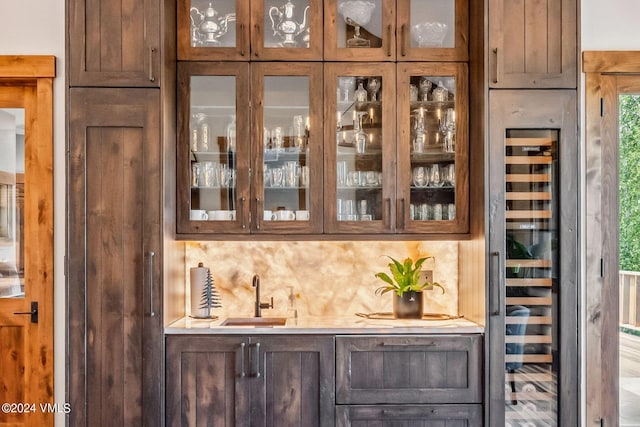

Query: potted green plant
left=374, top=256, right=445, bottom=319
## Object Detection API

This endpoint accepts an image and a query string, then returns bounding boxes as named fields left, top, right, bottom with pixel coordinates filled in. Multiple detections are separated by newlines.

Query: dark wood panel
left=489, top=0, right=577, bottom=88
left=68, top=0, right=160, bottom=86
left=166, top=335, right=250, bottom=427
left=68, top=88, right=162, bottom=427
left=336, top=404, right=482, bottom=427
left=252, top=335, right=335, bottom=427
left=336, top=335, right=482, bottom=404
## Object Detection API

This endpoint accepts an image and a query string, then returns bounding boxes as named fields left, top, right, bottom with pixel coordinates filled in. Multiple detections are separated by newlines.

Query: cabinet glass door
left=397, top=63, right=468, bottom=233
left=325, top=63, right=396, bottom=233
left=177, top=62, right=250, bottom=234
left=503, top=131, right=559, bottom=426
left=252, top=63, right=323, bottom=233
left=251, top=0, right=323, bottom=60
left=324, top=0, right=396, bottom=61
left=397, top=0, right=468, bottom=61
left=178, top=0, right=250, bottom=60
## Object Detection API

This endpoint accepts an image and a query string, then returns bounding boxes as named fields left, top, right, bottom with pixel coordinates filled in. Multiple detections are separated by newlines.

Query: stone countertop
left=165, top=315, right=484, bottom=335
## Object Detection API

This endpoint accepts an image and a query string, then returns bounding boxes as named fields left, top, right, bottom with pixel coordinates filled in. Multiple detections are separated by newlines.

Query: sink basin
left=220, top=317, right=287, bottom=327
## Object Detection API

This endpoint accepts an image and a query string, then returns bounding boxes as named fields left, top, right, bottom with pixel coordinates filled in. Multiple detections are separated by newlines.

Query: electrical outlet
left=420, top=270, right=433, bottom=287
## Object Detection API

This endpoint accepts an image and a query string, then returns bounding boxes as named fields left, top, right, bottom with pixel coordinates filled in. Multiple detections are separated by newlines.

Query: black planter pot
left=393, top=291, right=424, bottom=319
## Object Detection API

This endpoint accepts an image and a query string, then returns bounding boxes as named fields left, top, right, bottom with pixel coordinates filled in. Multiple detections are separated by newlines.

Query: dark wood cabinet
left=68, top=0, right=161, bottom=87
left=488, top=0, right=577, bottom=88
left=166, top=334, right=335, bottom=427
left=67, top=88, right=163, bottom=426
left=336, top=404, right=482, bottom=426
left=336, top=335, right=482, bottom=405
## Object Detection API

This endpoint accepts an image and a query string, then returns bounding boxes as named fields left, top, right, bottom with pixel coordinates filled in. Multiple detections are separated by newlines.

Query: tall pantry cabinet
left=486, top=0, right=579, bottom=426
left=66, top=0, right=174, bottom=425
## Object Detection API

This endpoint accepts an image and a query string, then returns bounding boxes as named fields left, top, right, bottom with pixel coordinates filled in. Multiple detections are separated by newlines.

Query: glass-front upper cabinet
left=324, top=0, right=467, bottom=61
left=178, top=0, right=322, bottom=61
left=324, top=0, right=396, bottom=61
left=324, top=63, right=396, bottom=233
left=251, top=63, right=323, bottom=233
left=177, top=62, right=251, bottom=234
left=397, top=0, right=468, bottom=61
left=251, top=0, right=323, bottom=60
left=396, top=62, right=468, bottom=233
left=178, top=0, right=250, bottom=60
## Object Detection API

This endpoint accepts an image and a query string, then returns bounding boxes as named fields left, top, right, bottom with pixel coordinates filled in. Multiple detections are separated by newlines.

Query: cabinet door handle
left=250, top=342, right=261, bottom=377
left=401, top=24, right=407, bottom=57
left=490, top=251, right=503, bottom=316
left=239, top=342, right=246, bottom=377
left=239, top=23, right=246, bottom=56
left=240, top=197, right=246, bottom=229
left=386, top=25, right=392, bottom=57
left=148, top=47, right=156, bottom=82
left=381, top=341, right=436, bottom=347
left=492, top=48, right=499, bottom=84
left=148, top=251, right=156, bottom=317
left=255, top=197, right=261, bottom=230
left=385, top=198, right=392, bottom=229
left=254, top=24, right=260, bottom=57
left=398, top=198, right=406, bottom=230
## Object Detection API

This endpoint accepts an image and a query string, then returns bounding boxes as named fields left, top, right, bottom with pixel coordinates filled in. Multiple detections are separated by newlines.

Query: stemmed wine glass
left=366, top=77, right=381, bottom=102
left=338, top=76, right=355, bottom=102
left=440, top=108, right=456, bottom=153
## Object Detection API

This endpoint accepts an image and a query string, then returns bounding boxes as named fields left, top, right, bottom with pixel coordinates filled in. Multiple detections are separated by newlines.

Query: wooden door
left=488, top=90, right=578, bottom=426
left=249, top=335, right=335, bottom=427
left=251, top=0, right=323, bottom=61
left=176, top=62, right=251, bottom=235
left=396, top=0, right=468, bottom=62
left=68, top=88, right=162, bottom=426
left=324, top=62, right=397, bottom=234
left=488, top=0, right=577, bottom=88
left=165, top=335, right=251, bottom=426
left=68, top=0, right=160, bottom=86
left=251, top=62, right=324, bottom=234
left=396, top=62, right=469, bottom=234
left=0, top=56, right=55, bottom=427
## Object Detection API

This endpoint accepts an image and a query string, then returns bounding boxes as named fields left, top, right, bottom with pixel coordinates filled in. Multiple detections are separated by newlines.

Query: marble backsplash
left=184, top=241, right=459, bottom=319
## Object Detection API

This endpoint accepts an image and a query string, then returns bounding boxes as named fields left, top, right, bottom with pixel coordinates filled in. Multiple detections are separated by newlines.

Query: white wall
left=0, top=1, right=66, bottom=426
left=582, top=0, right=640, bottom=50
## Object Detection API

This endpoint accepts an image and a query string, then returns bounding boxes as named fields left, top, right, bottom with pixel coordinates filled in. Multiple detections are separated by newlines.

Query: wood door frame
left=583, top=50, right=640, bottom=426
left=0, top=55, right=55, bottom=426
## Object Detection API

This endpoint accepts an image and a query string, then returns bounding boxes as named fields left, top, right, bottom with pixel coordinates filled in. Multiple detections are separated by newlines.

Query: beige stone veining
left=184, top=241, right=459, bottom=319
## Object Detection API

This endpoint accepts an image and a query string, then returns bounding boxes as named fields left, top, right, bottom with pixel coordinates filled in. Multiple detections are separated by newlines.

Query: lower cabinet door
left=166, top=334, right=335, bottom=427
left=250, top=335, right=335, bottom=427
left=336, top=404, right=483, bottom=427
left=165, top=336, right=251, bottom=426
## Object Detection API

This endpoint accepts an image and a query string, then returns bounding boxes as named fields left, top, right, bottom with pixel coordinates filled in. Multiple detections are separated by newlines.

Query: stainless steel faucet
left=252, top=274, right=273, bottom=317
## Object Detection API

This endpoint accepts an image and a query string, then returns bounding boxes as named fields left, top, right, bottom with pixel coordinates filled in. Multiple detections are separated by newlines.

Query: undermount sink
left=220, top=317, right=287, bottom=327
